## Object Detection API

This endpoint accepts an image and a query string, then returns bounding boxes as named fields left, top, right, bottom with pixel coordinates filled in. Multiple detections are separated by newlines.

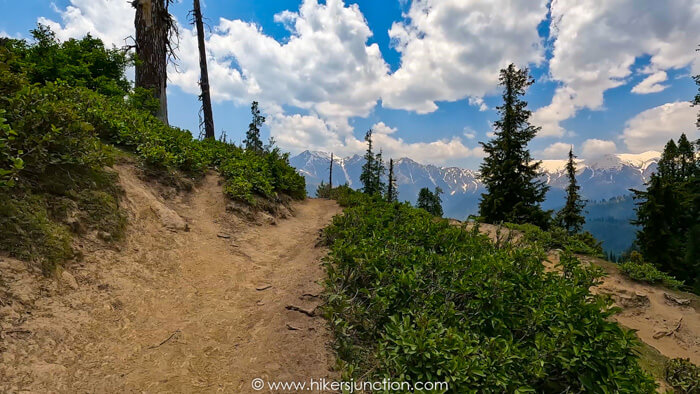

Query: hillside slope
left=0, top=165, right=339, bottom=392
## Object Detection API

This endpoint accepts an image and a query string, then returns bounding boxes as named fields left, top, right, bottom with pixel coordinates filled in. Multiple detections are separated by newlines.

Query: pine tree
left=632, top=133, right=699, bottom=291
left=693, top=60, right=699, bottom=128
left=360, top=129, right=379, bottom=195
left=374, top=149, right=386, bottom=196
left=387, top=158, right=398, bottom=202
left=244, top=101, right=264, bottom=152
left=556, top=147, right=586, bottom=234
left=417, top=187, right=443, bottom=217
left=478, top=64, right=550, bottom=228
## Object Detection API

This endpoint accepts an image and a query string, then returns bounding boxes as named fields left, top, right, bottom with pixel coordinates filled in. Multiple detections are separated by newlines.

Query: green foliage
left=665, top=358, right=699, bottom=394
left=243, top=101, right=265, bottom=153
left=360, top=129, right=385, bottom=196
left=619, top=252, right=684, bottom=289
left=507, top=222, right=603, bottom=256
left=2, top=25, right=130, bottom=97
left=417, top=186, right=443, bottom=217
left=556, top=147, right=586, bottom=234
left=0, top=27, right=305, bottom=269
left=479, top=64, right=551, bottom=229
left=321, top=197, right=656, bottom=392
left=632, top=134, right=699, bottom=293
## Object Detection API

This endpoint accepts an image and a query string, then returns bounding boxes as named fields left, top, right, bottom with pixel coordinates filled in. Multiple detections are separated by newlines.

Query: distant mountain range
left=289, top=150, right=660, bottom=255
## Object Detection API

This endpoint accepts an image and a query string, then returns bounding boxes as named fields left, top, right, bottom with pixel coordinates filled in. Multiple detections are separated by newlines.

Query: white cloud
left=581, top=139, right=617, bottom=158
left=631, top=71, right=668, bottom=94
left=533, top=0, right=700, bottom=137
left=38, top=0, right=133, bottom=47
left=622, top=102, right=698, bottom=153
left=382, top=0, right=548, bottom=113
left=539, top=142, right=573, bottom=159
left=370, top=121, right=483, bottom=164
left=463, top=127, right=476, bottom=140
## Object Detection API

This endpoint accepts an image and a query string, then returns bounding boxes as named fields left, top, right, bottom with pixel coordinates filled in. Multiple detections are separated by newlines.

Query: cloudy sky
left=1, top=0, right=698, bottom=168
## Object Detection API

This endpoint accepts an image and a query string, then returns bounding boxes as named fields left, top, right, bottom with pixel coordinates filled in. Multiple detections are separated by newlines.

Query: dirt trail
left=0, top=165, right=341, bottom=393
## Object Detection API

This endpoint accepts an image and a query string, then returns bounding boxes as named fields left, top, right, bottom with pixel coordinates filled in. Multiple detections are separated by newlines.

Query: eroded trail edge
left=0, top=165, right=341, bottom=392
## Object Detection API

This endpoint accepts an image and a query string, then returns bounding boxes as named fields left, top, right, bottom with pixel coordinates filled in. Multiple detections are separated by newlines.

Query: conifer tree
left=417, top=187, right=443, bottom=217
left=632, top=133, right=699, bottom=291
left=387, top=158, right=398, bottom=202
left=556, top=147, right=586, bottom=234
left=244, top=101, right=264, bottom=152
left=478, top=64, right=550, bottom=228
left=375, top=149, right=386, bottom=196
left=360, top=129, right=380, bottom=195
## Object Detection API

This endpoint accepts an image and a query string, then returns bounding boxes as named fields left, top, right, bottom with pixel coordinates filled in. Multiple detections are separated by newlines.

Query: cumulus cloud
left=38, top=0, right=133, bottom=47
left=383, top=0, right=548, bottom=113
left=631, top=71, right=669, bottom=94
left=581, top=139, right=617, bottom=158
left=539, top=142, right=573, bottom=159
left=622, top=102, right=697, bottom=153
left=533, top=0, right=700, bottom=137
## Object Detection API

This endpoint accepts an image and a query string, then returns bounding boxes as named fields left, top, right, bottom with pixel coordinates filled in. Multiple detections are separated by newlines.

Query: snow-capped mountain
left=289, top=150, right=660, bottom=220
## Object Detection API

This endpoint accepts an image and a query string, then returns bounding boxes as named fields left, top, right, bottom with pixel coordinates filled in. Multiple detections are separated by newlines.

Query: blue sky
left=1, top=0, right=698, bottom=169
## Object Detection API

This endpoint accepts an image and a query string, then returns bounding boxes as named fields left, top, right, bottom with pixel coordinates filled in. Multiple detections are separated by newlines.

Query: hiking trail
left=0, top=165, right=340, bottom=392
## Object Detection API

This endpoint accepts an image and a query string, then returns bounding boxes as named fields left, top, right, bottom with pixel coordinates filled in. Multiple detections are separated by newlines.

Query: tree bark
left=193, top=0, right=215, bottom=139
left=132, top=0, right=171, bottom=125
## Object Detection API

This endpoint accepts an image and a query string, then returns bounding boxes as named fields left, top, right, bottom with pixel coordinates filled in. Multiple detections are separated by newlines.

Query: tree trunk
left=193, top=0, right=215, bottom=139
left=133, top=0, right=170, bottom=125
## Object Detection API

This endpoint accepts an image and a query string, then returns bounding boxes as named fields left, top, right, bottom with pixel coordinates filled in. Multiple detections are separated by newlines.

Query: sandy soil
left=0, top=165, right=341, bottom=393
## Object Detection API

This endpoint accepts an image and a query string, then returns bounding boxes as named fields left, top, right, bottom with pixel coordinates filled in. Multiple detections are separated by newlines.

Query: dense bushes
left=619, top=252, right=684, bottom=289
left=665, top=358, right=699, bottom=393
left=506, top=222, right=604, bottom=256
left=0, top=28, right=305, bottom=269
left=322, top=192, right=656, bottom=392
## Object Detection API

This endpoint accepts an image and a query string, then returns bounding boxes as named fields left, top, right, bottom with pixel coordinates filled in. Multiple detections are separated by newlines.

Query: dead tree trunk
left=193, top=0, right=215, bottom=139
left=329, top=153, right=333, bottom=188
left=132, top=0, right=173, bottom=125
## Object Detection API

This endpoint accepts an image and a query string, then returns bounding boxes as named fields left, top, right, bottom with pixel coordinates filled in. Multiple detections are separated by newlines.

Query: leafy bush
left=507, top=222, right=603, bottom=256
left=0, top=28, right=305, bottom=269
left=322, top=197, right=656, bottom=392
left=619, top=256, right=684, bottom=289
left=665, top=358, right=699, bottom=393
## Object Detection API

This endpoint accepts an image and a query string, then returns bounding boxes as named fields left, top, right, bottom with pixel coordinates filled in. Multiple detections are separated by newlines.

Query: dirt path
left=0, top=165, right=341, bottom=393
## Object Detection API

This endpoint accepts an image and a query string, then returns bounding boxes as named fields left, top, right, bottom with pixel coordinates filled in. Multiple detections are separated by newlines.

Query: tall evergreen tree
left=417, top=187, right=443, bottom=217
left=387, top=158, right=398, bottom=202
left=556, top=147, right=586, bottom=234
left=632, top=133, right=699, bottom=292
left=244, top=101, right=264, bottom=152
left=693, top=59, right=700, bottom=128
left=478, top=64, right=550, bottom=228
left=375, top=149, right=386, bottom=196
left=360, top=129, right=382, bottom=195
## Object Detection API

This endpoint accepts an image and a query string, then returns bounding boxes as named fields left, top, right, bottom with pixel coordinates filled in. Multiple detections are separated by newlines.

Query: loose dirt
left=0, top=165, right=341, bottom=393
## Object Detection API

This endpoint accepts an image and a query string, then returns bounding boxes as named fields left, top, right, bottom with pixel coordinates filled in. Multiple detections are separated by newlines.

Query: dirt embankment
left=0, top=165, right=341, bottom=392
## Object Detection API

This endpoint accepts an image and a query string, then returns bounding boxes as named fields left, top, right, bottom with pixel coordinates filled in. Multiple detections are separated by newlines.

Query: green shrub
left=322, top=197, right=656, bottom=392
left=506, top=222, right=603, bottom=256
left=665, top=358, right=699, bottom=393
left=619, top=260, right=684, bottom=289
left=0, top=27, right=305, bottom=269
